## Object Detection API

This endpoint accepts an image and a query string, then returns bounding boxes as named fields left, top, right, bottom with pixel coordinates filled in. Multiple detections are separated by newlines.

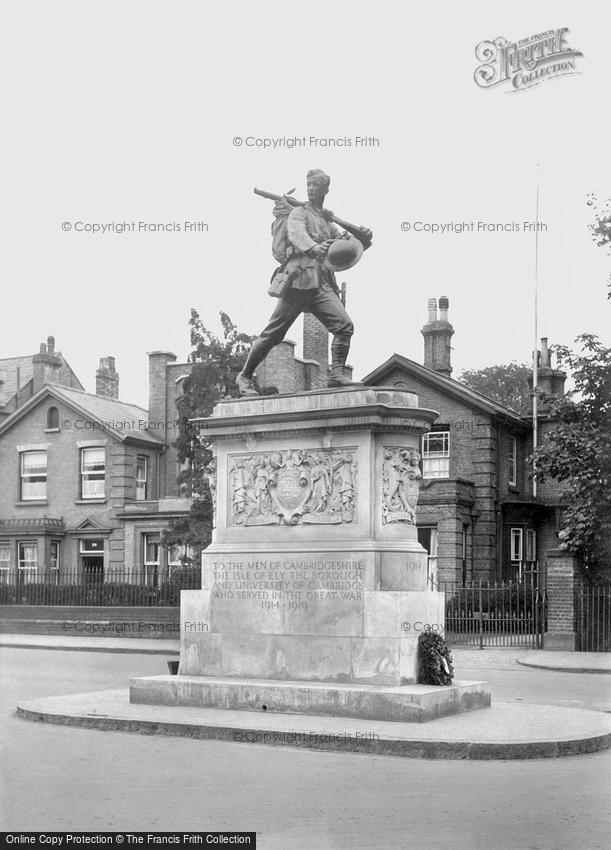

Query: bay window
left=18, top=541, right=38, bottom=582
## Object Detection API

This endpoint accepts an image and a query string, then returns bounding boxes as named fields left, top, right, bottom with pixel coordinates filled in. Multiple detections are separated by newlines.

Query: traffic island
left=16, top=689, right=611, bottom=760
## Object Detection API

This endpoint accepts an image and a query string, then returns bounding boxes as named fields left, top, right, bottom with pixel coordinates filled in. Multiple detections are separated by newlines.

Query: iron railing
left=0, top=565, right=201, bottom=606
left=432, top=576, right=547, bottom=649
left=576, top=583, right=611, bottom=652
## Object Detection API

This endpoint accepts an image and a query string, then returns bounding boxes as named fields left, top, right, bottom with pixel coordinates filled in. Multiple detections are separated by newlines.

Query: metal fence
left=576, top=583, right=611, bottom=652
left=0, top=565, right=201, bottom=606
left=434, top=577, right=547, bottom=649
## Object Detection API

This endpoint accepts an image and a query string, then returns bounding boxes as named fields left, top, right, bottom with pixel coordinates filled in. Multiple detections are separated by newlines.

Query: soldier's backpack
left=270, top=195, right=295, bottom=263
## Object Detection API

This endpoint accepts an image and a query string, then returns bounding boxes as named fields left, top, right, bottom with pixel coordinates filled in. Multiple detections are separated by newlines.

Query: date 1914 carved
left=382, top=446, right=421, bottom=525
left=229, top=448, right=357, bottom=526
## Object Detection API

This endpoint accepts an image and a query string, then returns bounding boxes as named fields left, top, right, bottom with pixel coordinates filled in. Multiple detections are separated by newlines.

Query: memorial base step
left=129, top=675, right=491, bottom=723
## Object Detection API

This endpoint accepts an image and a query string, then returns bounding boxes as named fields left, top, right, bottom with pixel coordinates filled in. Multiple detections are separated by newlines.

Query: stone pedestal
left=131, top=387, right=491, bottom=720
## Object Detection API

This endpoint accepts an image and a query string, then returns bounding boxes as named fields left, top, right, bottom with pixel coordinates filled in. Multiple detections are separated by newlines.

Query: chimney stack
left=96, top=356, right=120, bottom=399
left=32, top=335, right=62, bottom=392
left=147, top=350, right=177, bottom=435
left=421, top=295, right=454, bottom=378
left=303, top=311, right=330, bottom=390
left=530, top=338, right=566, bottom=399
left=148, top=350, right=178, bottom=498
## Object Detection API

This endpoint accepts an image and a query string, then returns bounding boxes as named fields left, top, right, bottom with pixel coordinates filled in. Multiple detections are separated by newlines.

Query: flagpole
left=532, top=165, right=540, bottom=500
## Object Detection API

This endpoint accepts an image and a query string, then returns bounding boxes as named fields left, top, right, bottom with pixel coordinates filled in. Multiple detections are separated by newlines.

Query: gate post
left=544, top=549, right=578, bottom=651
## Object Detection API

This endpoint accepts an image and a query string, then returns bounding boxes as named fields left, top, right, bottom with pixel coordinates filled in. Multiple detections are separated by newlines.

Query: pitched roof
left=0, top=356, right=34, bottom=406
left=0, top=384, right=164, bottom=445
left=0, top=352, right=84, bottom=407
left=362, top=353, right=526, bottom=426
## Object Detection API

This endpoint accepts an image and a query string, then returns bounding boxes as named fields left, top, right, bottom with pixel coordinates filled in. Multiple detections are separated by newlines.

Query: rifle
left=254, top=187, right=372, bottom=249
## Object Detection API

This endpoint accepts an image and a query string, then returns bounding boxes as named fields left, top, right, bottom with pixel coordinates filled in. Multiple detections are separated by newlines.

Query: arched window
left=47, top=406, right=59, bottom=429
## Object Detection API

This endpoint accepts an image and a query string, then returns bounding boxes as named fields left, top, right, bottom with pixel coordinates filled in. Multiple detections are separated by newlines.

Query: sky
left=2, top=1, right=609, bottom=409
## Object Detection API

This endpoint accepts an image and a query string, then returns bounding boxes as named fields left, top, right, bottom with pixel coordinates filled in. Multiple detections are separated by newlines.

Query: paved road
left=1, top=647, right=610, bottom=849
left=452, top=648, right=611, bottom=714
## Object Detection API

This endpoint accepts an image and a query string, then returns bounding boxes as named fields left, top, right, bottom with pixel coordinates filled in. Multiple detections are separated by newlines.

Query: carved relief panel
left=381, top=446, right=422, bottom=525
left=228, top=447, right=358, bottom=526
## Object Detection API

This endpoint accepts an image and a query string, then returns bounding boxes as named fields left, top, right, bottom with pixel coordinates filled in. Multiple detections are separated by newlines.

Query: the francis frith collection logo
left=474, top=28, right=583, bottom=92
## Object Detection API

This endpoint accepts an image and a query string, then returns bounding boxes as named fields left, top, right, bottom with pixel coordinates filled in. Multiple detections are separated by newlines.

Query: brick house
left=362, top=297, right=566, bottom=584
left=0, top=340, right=193, bottom=588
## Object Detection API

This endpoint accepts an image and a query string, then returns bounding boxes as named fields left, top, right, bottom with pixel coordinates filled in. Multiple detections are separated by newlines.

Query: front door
left=81, top=555, right=104, bottom=584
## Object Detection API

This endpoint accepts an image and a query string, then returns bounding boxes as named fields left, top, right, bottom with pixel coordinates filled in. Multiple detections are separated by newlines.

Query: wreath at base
left=418, top=630, right=454, bottom=686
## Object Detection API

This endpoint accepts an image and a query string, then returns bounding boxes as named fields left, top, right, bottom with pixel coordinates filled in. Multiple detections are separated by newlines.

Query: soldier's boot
left=328, top=338, right=361, bottom=388
left=236, top=339, right=272, bottom=396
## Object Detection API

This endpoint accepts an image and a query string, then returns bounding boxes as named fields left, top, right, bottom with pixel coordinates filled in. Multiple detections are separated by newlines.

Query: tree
left=162, top=310, right=260, bottom=556
left=532, top=334, right=611, bottom=581
left=587, top=192, right=611, bottom=299
left=458, top=362, right=533, bottom=415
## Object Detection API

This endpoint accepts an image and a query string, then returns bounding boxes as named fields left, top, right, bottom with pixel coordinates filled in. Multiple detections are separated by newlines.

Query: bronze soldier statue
left=236, top=169, right=373, bottom=396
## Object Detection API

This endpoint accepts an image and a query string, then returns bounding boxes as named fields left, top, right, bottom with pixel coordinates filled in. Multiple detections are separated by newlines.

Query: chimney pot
left=427, top=298, right=438, bottom=322
left=39, top=343, right=47, bottom=354
left=47, top=335, right=55, bottom=353
left=438, top=296, right=449, bottom=321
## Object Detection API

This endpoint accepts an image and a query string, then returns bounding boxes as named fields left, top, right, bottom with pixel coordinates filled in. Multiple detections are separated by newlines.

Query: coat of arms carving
left=229, top=447, right=357, bottom=526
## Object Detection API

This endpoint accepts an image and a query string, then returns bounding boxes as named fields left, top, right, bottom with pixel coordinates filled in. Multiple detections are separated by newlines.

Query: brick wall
left=545, top=549, right=578, bottom=650
left=303, top=312, right=329, bottom=389
left=146, top=353, right=192, bottom=500
left=257, top=340, right=298, bottom=393
left=163, top=361, right=192, bottom=498
left=148, top=351, right=176, bottom=492
left=0, top=398, right=117, bottom=529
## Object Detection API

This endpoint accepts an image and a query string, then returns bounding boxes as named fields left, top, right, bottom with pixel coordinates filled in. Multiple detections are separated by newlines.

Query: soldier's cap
left=307, top=169, right=331, bottom=187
